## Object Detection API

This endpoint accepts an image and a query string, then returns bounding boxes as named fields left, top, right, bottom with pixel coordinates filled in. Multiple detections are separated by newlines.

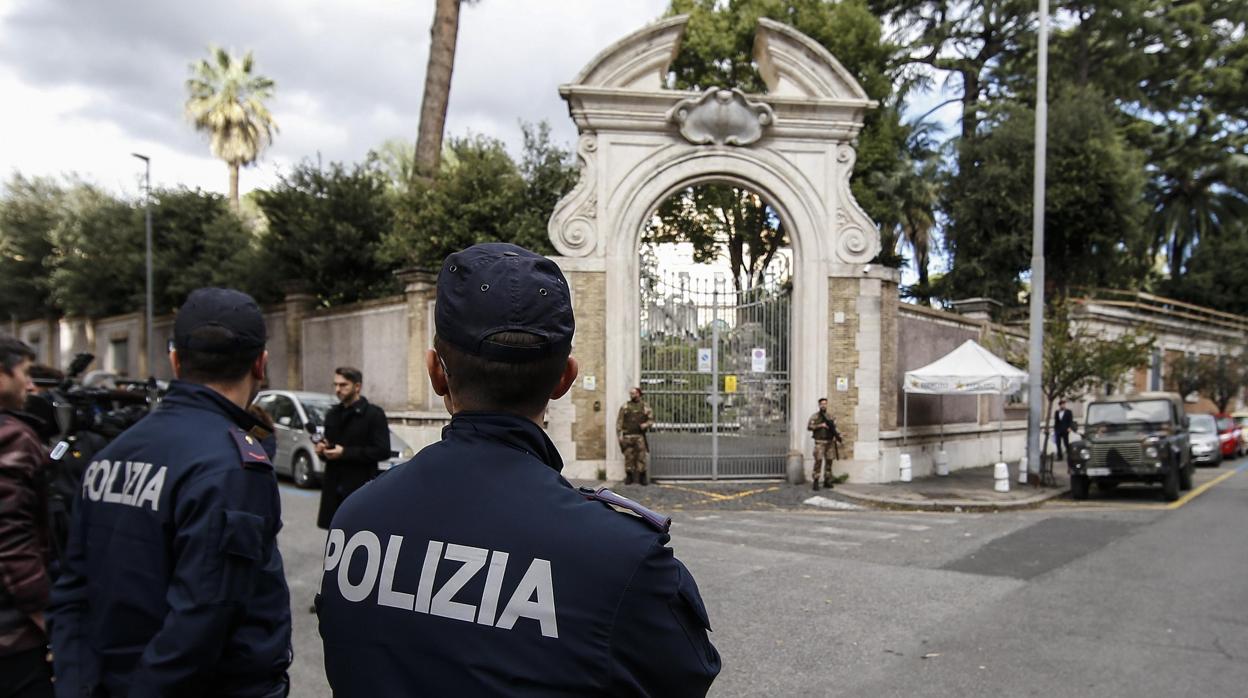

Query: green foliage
left=1202, top=351, right=1248, bottom=413
left=941, top=89, right=1151, bottom=301
left=383, top=123, right=576, bottom=268
left=0, top=175, right=61, bottom=320
left=46, top=185, right=144, bottom=317
left=1165, top=223, right=1248, bottom=315
left=666, top=0, right=910, bottom=274
left=255, top=161, right=398, bottom=307
left=148, top=187, right=258, bottom=312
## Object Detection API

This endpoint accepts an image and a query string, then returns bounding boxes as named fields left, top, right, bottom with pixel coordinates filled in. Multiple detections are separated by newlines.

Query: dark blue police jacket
left=317, top=412, right=721, bottom=696
left=49, top=381, right=292, bottom=698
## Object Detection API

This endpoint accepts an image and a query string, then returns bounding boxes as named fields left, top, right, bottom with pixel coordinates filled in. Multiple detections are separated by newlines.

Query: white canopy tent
left=902, top=339, right=1029, bottom=463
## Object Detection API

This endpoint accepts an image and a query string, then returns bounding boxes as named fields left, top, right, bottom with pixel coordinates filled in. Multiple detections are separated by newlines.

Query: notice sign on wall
left=724, top=375, right=738, bottom=393
left=750, top=347, right=767, bottom=373
left=697, top=348, right=712, bottom=373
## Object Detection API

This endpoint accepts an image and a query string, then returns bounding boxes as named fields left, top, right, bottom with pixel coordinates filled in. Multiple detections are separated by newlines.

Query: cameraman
left=0, top=335, right=52, bottom=698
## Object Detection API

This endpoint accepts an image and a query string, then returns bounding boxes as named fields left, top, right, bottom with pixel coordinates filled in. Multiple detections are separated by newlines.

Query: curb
left=829, top=486, right=1070, bottom=512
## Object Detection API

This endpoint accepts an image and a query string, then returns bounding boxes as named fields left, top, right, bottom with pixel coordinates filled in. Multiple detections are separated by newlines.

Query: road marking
left=655, top=483, right=781, bottom=503
left=812, top=525, right=898, bottom=540
left=1165, top=464, right=1244, bottom=510
left=674, top=525, right=862, bottom=548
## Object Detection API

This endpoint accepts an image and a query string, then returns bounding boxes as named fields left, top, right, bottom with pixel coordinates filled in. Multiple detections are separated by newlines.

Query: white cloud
left=0, top=0, right=670, bottom=197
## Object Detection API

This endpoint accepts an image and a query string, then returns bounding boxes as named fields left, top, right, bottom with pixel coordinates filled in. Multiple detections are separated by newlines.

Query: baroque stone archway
left=545, top=15, right=900, bottom=483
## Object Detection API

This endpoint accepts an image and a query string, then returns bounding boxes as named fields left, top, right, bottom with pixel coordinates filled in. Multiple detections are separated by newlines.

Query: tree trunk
left=415, top=0, right=463, bottom=182
left=228, top=161, right=240, bottom=213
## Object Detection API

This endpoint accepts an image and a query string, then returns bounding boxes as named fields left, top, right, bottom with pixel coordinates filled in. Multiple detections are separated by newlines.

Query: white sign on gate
left=750, top=347, right=767, bottom=373
left=697, top=348, right=712, bottom=373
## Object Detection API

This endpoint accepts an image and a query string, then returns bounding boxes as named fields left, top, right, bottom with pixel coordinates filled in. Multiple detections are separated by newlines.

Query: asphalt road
left=277, top=460, right=1248, bottom=697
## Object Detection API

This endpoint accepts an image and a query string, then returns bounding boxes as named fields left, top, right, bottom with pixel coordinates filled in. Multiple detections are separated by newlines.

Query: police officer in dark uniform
left=49, top=288, right=292, bottom=698
left=316, top=243, right=721, bottom=696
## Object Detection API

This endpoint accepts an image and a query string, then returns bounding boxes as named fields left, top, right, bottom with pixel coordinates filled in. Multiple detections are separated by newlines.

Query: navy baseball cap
left=174, top=287, right=267, bottom=353
left=435, top=243, right=574, bottom=362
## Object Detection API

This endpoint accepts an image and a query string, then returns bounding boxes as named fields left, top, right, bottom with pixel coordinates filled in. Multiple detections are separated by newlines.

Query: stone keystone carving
left=667, top=88, right=775, bottom=146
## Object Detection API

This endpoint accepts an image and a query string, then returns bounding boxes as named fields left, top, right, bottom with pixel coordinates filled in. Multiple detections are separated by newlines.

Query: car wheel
left=293, top=451, right=317, bottom=489
left=1161, top=467, right=1180, bottom=502
left=1071, top=474, right=1090, bottom=500
left=1179, top=462, right=1193, bottom=491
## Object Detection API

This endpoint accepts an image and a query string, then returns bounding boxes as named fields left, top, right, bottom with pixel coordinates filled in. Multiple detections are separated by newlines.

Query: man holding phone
left=315, top=367, right=389, bottom=531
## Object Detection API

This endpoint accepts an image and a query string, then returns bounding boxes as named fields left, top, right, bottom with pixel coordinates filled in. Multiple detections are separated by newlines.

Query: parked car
left=1188, top=413, right=1222, bottom=467
left=252, top=390, right=415, bottom=488
left=1214, top=414, right=1241, bottom=458
left=1232, top=411, right=1248, bottom=454
left=1067, top=392, right=1193, bottom=502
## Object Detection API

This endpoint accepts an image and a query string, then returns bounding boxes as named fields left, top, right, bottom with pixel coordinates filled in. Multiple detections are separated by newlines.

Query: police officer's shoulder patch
left=579, top=486, right=671, bottom=532
left=229, top=427, right=272, bottom=470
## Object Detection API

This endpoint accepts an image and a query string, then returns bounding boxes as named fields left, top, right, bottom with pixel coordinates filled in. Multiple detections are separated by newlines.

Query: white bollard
left=1017, top=457, right=1028, bottom=484
left=899, top=453, right=913, bottom=482
left=935, top=450, right=950, bottom=476
left=994, top=461, right=1010, bottom=492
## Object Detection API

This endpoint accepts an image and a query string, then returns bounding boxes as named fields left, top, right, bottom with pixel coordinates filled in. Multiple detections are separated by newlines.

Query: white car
left=252, top=390, right=414, bottom=488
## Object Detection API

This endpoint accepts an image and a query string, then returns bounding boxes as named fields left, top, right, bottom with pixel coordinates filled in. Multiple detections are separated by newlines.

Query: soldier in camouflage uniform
left=807, top=398, right=845, bottom=490
left=617, top=387, right=655, bottom=485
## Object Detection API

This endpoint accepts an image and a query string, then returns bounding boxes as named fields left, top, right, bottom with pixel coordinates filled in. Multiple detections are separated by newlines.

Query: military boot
left=639, top=472, right=649, bottom=486
left=812, top=480, right=820, bottom=491
left=624, top=472, right=634, bottom=485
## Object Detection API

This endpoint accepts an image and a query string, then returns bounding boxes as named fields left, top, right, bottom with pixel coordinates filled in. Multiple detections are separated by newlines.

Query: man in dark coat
left=0, top=335, right=52, bottom=698
left=315, top=367, right=389, bottom=530
left=1054, top=398, right=1075, bottom=459
left=316, top=243, right=720, bottom=697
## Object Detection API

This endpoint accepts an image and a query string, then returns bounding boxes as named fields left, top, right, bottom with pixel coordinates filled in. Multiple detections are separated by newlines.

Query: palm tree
left=415, top=0, right=477, bottom=181
left=185, top=46, right=277, bottom=211
left=1148, top=120, right=1248, bottom=279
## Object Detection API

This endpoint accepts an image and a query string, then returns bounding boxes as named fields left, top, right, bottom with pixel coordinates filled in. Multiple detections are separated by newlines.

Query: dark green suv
left=1067, top=393, right=1193, bottom=502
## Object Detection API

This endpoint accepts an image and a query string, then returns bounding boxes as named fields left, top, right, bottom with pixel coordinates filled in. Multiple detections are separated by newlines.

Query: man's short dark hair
left=177, top=326, right=263, bottom=384
left=818, top=397, right=828, bottom=403
left=335, top=367, right=363, bottom=385
left=0, top=334, right=35, bottom=374
left=434, top=332, right=569, bottom=416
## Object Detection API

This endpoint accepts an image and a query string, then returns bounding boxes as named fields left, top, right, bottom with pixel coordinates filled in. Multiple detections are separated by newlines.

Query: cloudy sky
left=0, top=0, right=677, bottom=198
left=0, top=0, right=956, bottom=203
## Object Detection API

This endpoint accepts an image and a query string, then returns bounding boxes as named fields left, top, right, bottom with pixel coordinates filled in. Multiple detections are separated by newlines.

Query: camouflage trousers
left=620, top=434, right=648, bottom=475
left=812, top=439, right=837, bottom=483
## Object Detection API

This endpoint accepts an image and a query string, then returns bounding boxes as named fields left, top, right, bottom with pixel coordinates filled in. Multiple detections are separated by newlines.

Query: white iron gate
left=640, top=273, right=790, bottom=479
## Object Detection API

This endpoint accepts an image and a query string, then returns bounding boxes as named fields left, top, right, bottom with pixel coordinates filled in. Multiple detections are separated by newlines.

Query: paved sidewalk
left=831, top=463, right=1069, bottom=512
left=571, top=463, right=1068, bottom=513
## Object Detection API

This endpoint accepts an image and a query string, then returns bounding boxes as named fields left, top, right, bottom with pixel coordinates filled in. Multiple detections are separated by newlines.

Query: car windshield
left=1085, top=400, right=1171, bottom=428
left=1189, top=414, right=1217, bottom=434
left=301, top=398, right=335, bottom=427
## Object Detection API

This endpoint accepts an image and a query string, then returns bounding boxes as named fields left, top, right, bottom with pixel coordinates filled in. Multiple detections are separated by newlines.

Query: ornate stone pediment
left=666, top=88, right=775, bottom=146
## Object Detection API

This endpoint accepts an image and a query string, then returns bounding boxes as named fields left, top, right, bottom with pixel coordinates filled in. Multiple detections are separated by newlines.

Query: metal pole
left=132, top=153, right=154, bottom=379
left=711, top=278, right=720, bottom=481
left=1026, top=0, right=1049, bottom=478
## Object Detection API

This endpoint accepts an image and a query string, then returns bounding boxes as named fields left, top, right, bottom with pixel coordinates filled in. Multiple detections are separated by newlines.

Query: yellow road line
left=1165, top=467, right=1241, bottom=510
left=655, top=483, right=781, bottom=503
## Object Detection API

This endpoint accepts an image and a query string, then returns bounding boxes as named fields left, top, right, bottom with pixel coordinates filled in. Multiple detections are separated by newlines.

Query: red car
left=1215, top=414, right=1242, bottom=458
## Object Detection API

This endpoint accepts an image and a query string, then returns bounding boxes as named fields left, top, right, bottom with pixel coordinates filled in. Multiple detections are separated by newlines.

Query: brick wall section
left=879, top=281, right=899, bottom=432
left=827, top=277, right=861, bottom=453
left=568, top=270, right=607, bottom=460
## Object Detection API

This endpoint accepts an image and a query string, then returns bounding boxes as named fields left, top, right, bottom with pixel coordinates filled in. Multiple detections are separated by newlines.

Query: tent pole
left=939, top=394, right=944, bottom=449
left=903, top=392, right=908, bottom=450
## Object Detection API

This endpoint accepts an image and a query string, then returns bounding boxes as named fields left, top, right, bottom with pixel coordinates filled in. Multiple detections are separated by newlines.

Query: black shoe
left=309, top=604, right=318, bottom=614
left=639, top=472, right=649, bottom=486
left=624, top=472, right=634, bottom=485
left=823, top=479, right=833, bottom=489
left=812, top=481, right=820, bottom=491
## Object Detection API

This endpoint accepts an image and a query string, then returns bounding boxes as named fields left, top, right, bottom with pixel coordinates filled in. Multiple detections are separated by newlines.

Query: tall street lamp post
left=132, top=153, right=154, bottom=378
left=1026, top=0, right=1049, bottom=480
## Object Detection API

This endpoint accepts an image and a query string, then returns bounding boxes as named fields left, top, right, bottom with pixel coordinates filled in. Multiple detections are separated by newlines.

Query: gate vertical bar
left=711, top=279, right=720, bottom=480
